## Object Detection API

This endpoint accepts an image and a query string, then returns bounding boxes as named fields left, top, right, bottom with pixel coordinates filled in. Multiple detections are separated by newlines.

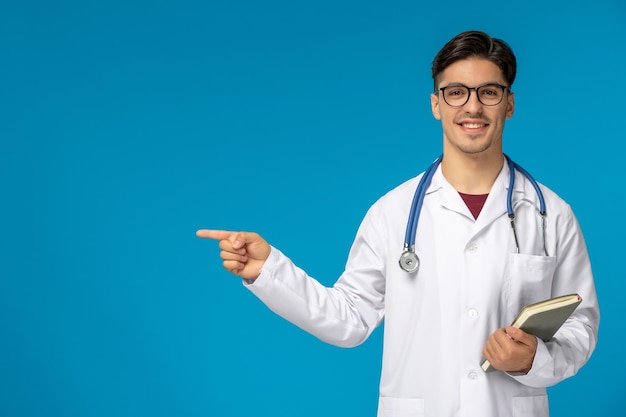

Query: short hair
left=431, top=31, right=517, bottom=91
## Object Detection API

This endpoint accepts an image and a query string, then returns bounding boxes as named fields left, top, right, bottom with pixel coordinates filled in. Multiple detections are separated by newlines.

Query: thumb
left=231, top=231, right=247, bottom=250
left=233, top=231, right=271, bottom=262
left=232, top=231, right=265, bottom=250
left=506, top=327, right=532, bottom=343
left=506, top=326, right=520, bottom=338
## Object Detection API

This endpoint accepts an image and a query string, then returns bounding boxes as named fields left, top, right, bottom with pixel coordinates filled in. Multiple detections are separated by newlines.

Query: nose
left=463, top=88, right=483, bottom=112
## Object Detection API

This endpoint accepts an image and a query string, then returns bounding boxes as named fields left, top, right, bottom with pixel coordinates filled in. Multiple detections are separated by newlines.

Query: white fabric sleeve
left=242, top=245, right=382, bottom=348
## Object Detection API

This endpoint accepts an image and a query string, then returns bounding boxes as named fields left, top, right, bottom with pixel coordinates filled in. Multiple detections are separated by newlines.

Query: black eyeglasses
left=438, top=83, right=509, bottom=107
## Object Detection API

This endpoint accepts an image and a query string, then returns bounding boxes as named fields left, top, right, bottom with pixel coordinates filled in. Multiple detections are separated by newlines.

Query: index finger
left=196, top=229, right=234, bottom=241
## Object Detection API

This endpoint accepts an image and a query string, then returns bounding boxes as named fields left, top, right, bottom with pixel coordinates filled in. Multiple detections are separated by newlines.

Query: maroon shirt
left=458, top=192, right=489, bottom=220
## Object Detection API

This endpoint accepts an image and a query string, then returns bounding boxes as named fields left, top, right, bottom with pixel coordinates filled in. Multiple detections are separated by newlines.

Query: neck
left=441, top=150, right=504, bottom=194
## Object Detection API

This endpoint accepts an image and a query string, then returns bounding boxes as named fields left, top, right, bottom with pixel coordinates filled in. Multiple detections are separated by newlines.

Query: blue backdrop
left=1, top=1, right=623, bottom=416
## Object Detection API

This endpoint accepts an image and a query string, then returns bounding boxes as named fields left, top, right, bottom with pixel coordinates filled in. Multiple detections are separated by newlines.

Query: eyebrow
left=441, top=82, right=504, bottom=88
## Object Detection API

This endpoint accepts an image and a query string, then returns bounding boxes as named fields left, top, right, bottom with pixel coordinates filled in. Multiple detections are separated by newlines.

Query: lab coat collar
left=425, top=159, right=527, bottom=227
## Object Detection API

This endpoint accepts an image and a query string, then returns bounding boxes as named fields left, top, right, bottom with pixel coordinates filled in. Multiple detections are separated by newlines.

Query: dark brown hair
left=431, top=31, right=517, bottom=91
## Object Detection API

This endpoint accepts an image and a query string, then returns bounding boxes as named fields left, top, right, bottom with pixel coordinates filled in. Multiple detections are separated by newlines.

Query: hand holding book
left=481, top=294, right=582, bottom=372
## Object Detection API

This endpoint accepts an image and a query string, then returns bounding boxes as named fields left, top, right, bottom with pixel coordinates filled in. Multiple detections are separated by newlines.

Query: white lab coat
left=246, top=163, right=600, bottom=417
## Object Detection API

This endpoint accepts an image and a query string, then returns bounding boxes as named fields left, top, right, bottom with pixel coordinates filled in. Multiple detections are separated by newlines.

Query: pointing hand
left=196, top=229, right=271, bottom=281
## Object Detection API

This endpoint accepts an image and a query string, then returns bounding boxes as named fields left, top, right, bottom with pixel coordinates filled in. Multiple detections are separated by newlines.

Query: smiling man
left=198, top=31, right=600, bottom=417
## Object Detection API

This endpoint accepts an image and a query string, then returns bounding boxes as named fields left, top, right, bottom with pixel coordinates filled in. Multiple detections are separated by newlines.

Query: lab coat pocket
left=504, top=253, right=557, bottom=318
left=377, top=397, right=424, bottom=417
left=512, top=394, right=549, bottom=417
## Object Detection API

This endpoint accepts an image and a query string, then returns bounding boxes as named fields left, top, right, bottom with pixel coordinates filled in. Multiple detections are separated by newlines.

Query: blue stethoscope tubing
left=399, top=154, right=548, bottom=273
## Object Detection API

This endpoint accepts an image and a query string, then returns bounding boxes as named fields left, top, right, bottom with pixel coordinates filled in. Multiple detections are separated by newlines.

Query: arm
left=196, top=208, right=387, bottom=348
left=243, top=244, right=384, bottom=347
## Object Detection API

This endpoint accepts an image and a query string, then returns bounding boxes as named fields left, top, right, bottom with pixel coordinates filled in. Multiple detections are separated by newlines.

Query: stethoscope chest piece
left=399, top=250, right=420, bottom=273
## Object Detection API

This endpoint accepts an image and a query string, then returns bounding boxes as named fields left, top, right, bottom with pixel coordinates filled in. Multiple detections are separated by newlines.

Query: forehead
left=438, top=58, right=507, bottom=87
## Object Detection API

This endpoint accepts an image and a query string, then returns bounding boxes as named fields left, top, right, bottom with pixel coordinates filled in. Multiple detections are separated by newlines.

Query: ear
left=431, top=93, right=441, bottom=120
left=505, top=91, right=515, bottom=119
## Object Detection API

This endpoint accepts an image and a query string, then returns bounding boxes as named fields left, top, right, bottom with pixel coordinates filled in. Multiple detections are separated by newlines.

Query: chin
left=452, top=140, right=493, bottom=155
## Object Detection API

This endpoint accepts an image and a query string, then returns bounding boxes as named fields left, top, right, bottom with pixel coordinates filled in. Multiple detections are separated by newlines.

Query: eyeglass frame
left=437, top=83, right=510, bottom=107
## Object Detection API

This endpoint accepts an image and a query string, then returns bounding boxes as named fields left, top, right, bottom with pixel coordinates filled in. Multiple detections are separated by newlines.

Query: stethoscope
left=399, top=154, right=548, bottom=273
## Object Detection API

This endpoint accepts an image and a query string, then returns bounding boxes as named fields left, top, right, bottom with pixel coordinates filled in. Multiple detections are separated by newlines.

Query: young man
left=198, top=31, right=600, bottom=417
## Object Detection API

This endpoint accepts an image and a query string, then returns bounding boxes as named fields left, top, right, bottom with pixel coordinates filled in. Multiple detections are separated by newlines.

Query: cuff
left=508, top=338, right=550, bottom=381
left=242, top=245, right=279, bottom=286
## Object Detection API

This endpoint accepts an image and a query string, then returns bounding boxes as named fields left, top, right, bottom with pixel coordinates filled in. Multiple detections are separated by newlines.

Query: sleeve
left=243, top=204, right=388, bottom=348
left=511, top=205, right=600, bottom=387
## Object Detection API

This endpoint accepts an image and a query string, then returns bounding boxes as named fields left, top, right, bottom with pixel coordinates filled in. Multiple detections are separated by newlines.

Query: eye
left=480, top=85, right=502, bottom=97
left=446, top=87, right=467, bottom=97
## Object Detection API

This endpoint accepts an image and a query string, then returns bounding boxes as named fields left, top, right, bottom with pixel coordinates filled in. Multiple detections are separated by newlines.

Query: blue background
left=1, top=1, right=624, bottom=416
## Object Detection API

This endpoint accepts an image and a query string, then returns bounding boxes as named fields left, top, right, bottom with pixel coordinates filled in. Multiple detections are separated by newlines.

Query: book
left=481, top=293, right=582, bottom=372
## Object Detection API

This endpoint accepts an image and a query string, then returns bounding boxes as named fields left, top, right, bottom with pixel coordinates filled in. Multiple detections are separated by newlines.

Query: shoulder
left=536, top=181, right=575, bottom=218
left=515, top=168, right=574, bottom=219
left=354, top=173, right=426, bottom=231
left=370, top=174, right=424, bottom=212
left=527, top=179, right=580, bottom=232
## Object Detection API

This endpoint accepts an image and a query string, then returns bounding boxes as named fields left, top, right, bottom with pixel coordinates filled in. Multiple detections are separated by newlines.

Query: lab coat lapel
left=473, top=164, right=512, bottom=232
left=429, top=166, right=473, bottom=219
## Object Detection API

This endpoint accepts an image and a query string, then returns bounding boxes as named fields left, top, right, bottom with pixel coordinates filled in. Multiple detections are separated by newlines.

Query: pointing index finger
left=196, top=229, right=233, bottom=241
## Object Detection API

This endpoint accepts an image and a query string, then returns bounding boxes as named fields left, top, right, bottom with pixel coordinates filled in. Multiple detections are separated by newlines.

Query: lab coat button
left=467, top=243, right=478, bottom=253
left=468, top=371, right=478, bottom=380
left=468, top=309, right=478, bottom=318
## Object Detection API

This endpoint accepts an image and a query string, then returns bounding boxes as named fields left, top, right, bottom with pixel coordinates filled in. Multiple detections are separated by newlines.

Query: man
left=198, top=31, right=600, bottom=417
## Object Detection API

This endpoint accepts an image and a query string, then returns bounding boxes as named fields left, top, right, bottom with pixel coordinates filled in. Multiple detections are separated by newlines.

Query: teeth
left=463, top=123, right=484, bottom=129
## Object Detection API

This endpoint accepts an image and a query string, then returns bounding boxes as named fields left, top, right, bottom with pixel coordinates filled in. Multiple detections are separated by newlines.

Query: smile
left=461, top=123, right=487, bottom=129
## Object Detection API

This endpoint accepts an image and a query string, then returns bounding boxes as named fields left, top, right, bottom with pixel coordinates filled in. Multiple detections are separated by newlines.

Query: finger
left=483, top=330, right=510, bottom=366
left=491, top=328, right=511, bottom=347
left=488, top=329, right=512, bottom=357
left=196, top=229, right=234, bottom=240
left=230, top=231, right=261, bottom=250
left=482, top=343, right=494, bottom=360
left=196, top=229, right=256, bottom=251
left=222, top=260, right=245, bottom=276
left=487, top=329, right=507, bottom=350
left=220, top=250, right=248, bottom=263
left=219, top=239, right=247, bottom=255
left=506, top=327, right=535, bottom=347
